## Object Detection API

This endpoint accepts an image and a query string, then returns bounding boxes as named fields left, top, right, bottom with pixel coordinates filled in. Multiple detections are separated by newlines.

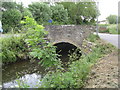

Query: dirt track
left=85, top=50, right=119, bottom=88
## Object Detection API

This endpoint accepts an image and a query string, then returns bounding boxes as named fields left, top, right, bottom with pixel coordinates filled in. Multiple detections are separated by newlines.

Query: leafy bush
left=28, top=3, right=52, bottom=24
left=0, top=35, right=28, bottom=64
left=50, top=4, right=68, bottom=24
left=2, top=9, right=22, bottom=33
left=21, top=16, right=61, bottom=68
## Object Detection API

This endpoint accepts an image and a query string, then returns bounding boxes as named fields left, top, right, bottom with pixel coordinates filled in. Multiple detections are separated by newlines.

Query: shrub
left=0, top=35, right=28, bottom=64
left=21, top=16, right=61, bottom=68
left=2, top=9, right=22, bottom=33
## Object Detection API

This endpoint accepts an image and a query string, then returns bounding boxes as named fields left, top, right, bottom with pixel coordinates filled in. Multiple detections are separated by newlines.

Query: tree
left=50, top=4, right=68, bottom=24
left=2, top=2, right=17, bottom=10
left=106, top=15, right=117, bottom=24
left=58, top=2, right=99, bottom=24
left=1, top=2, right=33, bottom=33
left=28, top=2, right=52, bottom=24
left=58, top=2, right=78, bottom=24
left=2, top=9, right=22, bottom=33
left=22, top=8, right=33, bottom=19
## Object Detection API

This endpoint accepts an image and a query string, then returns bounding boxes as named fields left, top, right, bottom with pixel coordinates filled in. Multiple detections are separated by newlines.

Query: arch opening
left=54, top=42, right=82, bottom=63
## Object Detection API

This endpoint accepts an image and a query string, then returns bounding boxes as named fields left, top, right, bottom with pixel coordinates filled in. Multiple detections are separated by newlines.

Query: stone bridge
left=44, top=25, right=94, bottom=49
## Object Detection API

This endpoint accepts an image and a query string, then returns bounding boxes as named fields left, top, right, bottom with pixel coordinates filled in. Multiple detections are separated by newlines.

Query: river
left=2, top=60, right=46, bottom=88
left=2, top=42, right=81, bottom=88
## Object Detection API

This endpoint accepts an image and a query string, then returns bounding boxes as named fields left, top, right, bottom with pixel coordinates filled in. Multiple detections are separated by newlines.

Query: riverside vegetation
left=1, top=2, right=99, bottom=33
left=1, top=17, right=116, bottom=88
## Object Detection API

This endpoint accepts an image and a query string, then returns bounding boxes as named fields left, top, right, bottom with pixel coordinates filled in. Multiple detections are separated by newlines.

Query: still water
left=2, top=60, right=46, bottom=88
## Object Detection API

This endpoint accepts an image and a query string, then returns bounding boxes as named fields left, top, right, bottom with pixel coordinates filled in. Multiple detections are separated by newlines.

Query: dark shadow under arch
left=54, top=42, right=82, bottom=62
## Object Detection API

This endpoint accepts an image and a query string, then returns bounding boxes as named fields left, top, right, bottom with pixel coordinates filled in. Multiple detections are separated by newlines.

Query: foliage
left=1, top=2, right=32, bottom=33
left=0, top=35, right=28, bottom=64
left=50, top=4, right=68, bottom=24
left=58, top=2, right=99, bottom=24
left=21, top=16, right=61, bottom=68
left=87, top=33, right=100, bottom=42
left=108, top=24, right=118, bottom=34
left=14, top=32, right=115, bottom=88
left=2, top=2, right=18, bottom=10
left=28, top=3, right=52, bottom=25
left=2, top=9, right=22, bottom=33
left=0, top=2, right=2, bottom=20
left=22, top=8, right=33, bottom=19
left=106, top=15, right=117, bottom=24
left=39, top=39, right=115, bottom=88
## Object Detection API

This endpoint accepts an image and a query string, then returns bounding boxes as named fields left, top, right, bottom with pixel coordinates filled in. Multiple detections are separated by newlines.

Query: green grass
left=87, top=33, right=100, bottom=42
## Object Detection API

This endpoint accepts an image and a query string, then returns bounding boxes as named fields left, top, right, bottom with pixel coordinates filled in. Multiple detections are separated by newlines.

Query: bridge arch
left=53, top=41, right=82, bottom=62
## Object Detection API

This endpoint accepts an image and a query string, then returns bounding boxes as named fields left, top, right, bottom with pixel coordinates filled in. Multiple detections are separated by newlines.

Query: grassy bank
left=15, top=33, right=116, bottom=88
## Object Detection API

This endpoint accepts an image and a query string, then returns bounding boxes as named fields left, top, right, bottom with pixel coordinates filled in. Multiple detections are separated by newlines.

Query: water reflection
left=3, top=73, right=42, bottom=88
left=2, top=60, right=46, bottom=88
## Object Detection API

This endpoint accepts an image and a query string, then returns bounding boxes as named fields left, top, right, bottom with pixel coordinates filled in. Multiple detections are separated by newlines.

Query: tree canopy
left=106, top=15, right=117, bottom=24
left=58, top=2, right=99, bottom=24
left=50, top=4, right=68, bottom=24
left=28, top=2, right=52, bottom=24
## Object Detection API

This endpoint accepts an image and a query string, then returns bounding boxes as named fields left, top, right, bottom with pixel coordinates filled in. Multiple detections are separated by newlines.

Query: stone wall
left=44, top=25, right=95, bottom=48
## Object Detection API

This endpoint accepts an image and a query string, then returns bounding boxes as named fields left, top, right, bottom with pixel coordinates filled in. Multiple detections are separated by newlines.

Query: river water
left=2, top=42, right=81, bottom=88
left=2, top=60, right=46, bottom=88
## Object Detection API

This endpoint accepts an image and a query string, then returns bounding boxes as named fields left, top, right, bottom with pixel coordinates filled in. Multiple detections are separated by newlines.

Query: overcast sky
left=98, top=0, right=119, bottom=21
left=15, top=0, right=120, bottom=21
